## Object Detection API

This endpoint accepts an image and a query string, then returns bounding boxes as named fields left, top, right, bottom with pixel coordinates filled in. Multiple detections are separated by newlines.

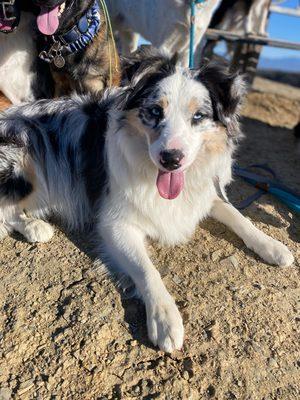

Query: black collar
left=39, top=0, right=101, bottom=68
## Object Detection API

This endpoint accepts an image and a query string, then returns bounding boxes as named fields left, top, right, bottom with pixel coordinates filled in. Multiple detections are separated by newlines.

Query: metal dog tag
left=54, top=54, right=65, bottom=68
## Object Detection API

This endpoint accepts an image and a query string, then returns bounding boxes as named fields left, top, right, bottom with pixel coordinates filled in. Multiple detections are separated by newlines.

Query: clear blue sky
left=263, top=0, right=300, bottom=59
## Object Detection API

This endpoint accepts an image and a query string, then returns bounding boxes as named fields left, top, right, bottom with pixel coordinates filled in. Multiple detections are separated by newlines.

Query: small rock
left=183, top=371, right=190, bottom=380
left=47, top=376, right=55, bottom=387
left=172, top=275, right=182, bottom=285
left=72, top=350, right=80, bottom=359
left=0, top=388, right=12, bottom=400
left=90, top=281, right=103, bottom=294
left=17, top=379, right=34, bottom=395
left=268, top=357, right=278, bottom=368
left=133, top=385, right=141, bottom=395
left=211, top=249, right=223, bottom=262
left=253, top=283, right=264, bottom=290
left=251, top=342, right=261, bottom=352
left=220, top=255, right=238, bottom=268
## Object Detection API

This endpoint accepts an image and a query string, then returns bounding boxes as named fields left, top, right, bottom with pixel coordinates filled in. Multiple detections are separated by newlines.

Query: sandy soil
left=0, top=80, right=299, bottom=400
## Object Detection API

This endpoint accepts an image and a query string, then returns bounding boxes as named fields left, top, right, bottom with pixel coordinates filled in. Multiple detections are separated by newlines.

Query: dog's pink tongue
left=37, top=6, right=59, bottom=35
left=156, top=170, right=184, bottom=200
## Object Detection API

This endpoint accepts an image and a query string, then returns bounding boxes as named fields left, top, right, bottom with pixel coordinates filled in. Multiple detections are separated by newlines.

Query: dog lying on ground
left=0, top=48, right=294, bottom=352
left=106, top=0, right=219, bottom=66
left=0, top=0, right=120, bottom=104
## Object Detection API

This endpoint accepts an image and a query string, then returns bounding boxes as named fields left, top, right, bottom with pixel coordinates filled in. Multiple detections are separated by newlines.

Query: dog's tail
left=0, top=119, right=33, bottom=204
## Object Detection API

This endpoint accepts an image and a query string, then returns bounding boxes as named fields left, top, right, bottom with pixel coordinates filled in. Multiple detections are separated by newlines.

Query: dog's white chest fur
left=107, top=160, right=217, bottom=246
left=131, top=180, right=216, bottom=245
left=0, top=12, right=36, bottom=104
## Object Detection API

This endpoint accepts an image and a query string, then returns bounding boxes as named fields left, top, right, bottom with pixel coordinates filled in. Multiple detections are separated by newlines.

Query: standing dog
left=106, top=0, right=219, bottom=66
left=0, top=48, right=293, bottom=352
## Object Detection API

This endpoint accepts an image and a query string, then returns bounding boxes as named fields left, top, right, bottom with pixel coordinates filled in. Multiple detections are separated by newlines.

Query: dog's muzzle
left=0, top=0, right=20, bottom=33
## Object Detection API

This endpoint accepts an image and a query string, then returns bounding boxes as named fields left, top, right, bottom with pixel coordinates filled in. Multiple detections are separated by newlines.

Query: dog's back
left=0, top=95, right=112, bottom=229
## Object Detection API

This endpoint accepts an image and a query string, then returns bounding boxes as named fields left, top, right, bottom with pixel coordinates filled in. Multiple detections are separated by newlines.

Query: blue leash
left=189, top=0, right=206, bottom=68
left=233, top=164, right=300, bottom=214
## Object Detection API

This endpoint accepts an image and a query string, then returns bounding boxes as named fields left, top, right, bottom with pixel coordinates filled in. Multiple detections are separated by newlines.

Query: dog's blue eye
left=193, top=111, right=204, bottom=122
left=149, top=106, right=162, bottom=118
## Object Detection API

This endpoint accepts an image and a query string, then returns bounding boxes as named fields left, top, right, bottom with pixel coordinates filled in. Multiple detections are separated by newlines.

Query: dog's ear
left=122, top=46, right=177, bottom=110
left=121, top=46, right=160, bottom=83
left=194, top=63, right=247, bottom=136
left=121, top=45, right=177, bottom=85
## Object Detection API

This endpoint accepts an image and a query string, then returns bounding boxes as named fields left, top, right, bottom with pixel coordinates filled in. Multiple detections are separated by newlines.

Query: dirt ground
left=0, top=78, right=299, bottom=400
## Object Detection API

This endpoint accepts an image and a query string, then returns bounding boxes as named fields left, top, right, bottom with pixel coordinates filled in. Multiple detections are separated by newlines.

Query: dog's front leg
left=99, top=221, right=184, bottom=352
left=210, top=198, right=294, bottom=267
left=9, top=210, right=54, bottom=243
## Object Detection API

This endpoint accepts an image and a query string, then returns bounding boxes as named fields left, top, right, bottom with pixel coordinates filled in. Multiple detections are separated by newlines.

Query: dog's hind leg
left=210, top=198, right=294, bottom=267
left=0, top=146, right=53, bottom=243
left=99, top=220, right=184, bottom=353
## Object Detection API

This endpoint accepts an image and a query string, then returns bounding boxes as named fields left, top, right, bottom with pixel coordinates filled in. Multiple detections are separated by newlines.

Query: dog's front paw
left=252, top=237, right=294, bottom=267
left=146, top=297, right=184, bottom=353
left=23, top=219, right=54, bottom=243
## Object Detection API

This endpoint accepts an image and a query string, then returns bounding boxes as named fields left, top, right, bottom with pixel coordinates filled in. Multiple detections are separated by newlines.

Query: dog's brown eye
left=192, top=111, right=204, bottom=122
left=149, top=106, right=163, bottom=119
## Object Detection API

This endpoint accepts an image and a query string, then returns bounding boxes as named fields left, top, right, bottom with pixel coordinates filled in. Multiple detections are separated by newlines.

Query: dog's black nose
left=160, top=149, right=184, bottom=171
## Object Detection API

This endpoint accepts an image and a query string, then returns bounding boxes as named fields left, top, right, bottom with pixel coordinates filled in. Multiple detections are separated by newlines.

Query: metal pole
left=189, top=1, right=196, bottom=68
left=189, top=0, right=206, bottom=69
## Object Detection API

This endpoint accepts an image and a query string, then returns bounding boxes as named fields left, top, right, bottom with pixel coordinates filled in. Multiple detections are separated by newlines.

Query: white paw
left=0, top=224, right=9, bottom=240
left=23, top=219, right=54, bottom=243
left=249, top=237, right=294, bottom=267
left=146, top=296, right=184, bottom=353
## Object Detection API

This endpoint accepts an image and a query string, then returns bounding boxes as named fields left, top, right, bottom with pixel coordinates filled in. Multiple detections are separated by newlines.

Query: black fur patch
left=81, top=99, right=109, bottom=206
left=30, top=54, right=55, bottom=101
left=0, top=168, right=33, bottom=202
left=123, top=47, right=177, bottom=111
left=209, top=0, right=247, bottom=28
left=195, top=63, right=246, bottom=135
